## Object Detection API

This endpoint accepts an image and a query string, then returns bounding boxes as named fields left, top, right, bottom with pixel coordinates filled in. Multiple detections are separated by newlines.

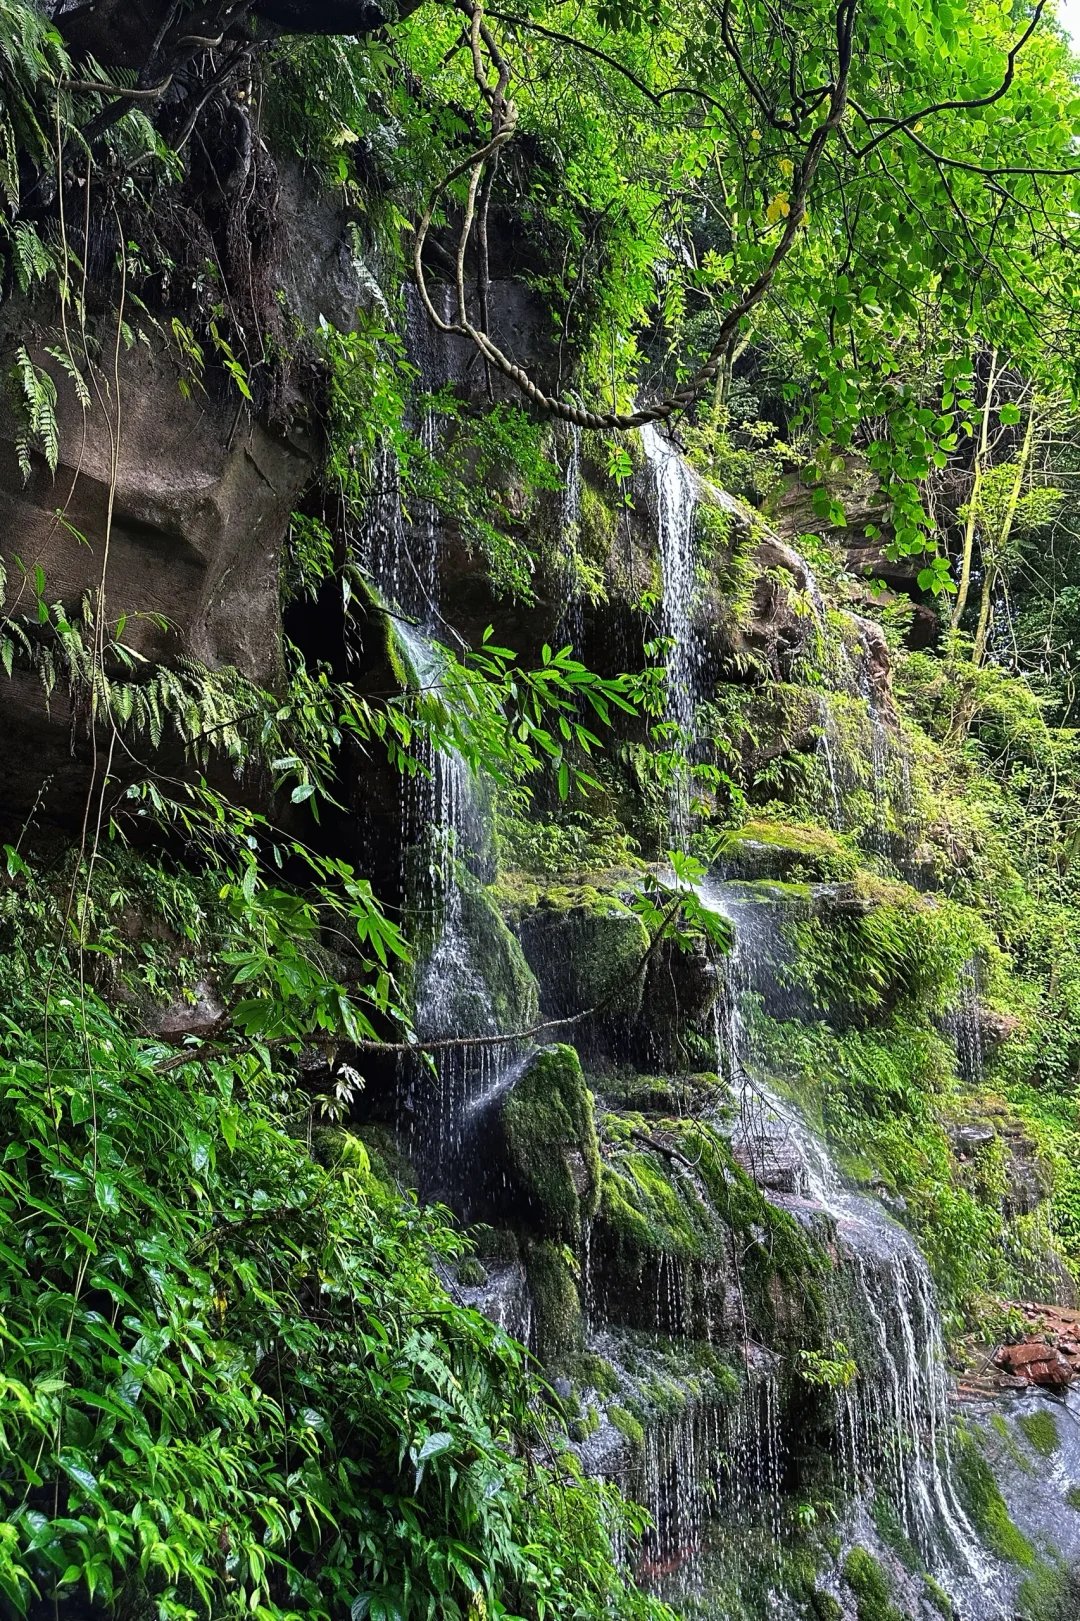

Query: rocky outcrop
left=0, top=331, right=313, bottom=825
left=986, top=1305, right=1080, bottom=1390
left=0, top=339, right=311, bottom=676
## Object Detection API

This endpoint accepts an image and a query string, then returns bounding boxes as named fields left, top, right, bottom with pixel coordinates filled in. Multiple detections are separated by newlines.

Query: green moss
left=502, top=1044, right=600, bottom=1241
left=593, top=1112, right=829, bottom=1349
left=717, top=818, right=859, bottom=882
left=954, top=1428, right=1037, bottom=1568
left=923, top=1576, right=955, bottom=1617
left=1066, top=1485, right=1080, bottom=1511
left=579, top=475, right=621, bottom=567
left=568, top=1403, right=601, bottom=1443
left=456, top=1256, right=488, bottom=1288
left=607, top=1404, right=645, bottom=1449
left=562, top=1352, right=620, bottom=1396
left=1016, top=1565, right=1080, bottom=1620
left=601, top=1073, right=722, bottom=1114
left=514, top=883, right=651, bottom=1019
left=598, top=1150, right=707, bottom=1265
left=525, top=1241, right=583, bottom=1365
left=456, top=871, right=540, bottom=1032
left=677, top=1118, right=828, bottom=1337
left=842, top=1548, right=904, bottom=1621
left=1017, top=1409, right=1060, bottom=1456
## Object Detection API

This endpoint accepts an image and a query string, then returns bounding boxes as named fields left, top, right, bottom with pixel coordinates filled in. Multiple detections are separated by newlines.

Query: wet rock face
left=0, top=332, right=312, bottom=823
left=0, top=341, right=310, bottom=678
left=495, top=1043, right=601, bottom=1244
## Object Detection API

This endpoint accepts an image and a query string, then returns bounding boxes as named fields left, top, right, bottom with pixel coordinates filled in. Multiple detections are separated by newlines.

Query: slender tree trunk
left=951, top=349, right=999, bottom=637
left=972, top=404, right=1037, bottom=667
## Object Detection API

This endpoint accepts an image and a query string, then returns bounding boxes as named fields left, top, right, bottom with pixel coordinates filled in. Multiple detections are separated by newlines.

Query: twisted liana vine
left=412, top=0, right=857, bottom=430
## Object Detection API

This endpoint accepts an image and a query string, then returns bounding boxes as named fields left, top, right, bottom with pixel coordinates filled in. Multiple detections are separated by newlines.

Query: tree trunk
left=972, top=404, right=1037, bottom=667
left=950, top=349, right=998, bottom=638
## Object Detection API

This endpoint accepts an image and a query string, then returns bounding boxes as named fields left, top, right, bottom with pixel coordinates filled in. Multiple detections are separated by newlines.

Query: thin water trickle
left=856, top=635, right=891, bottom=857
left=947, top=957, right=985, bottom=1088
left=640, top=422, right=701, bottom=838
left=557, top=423, right=585, bottom=650
left=815, top=695, right=845, bottom=832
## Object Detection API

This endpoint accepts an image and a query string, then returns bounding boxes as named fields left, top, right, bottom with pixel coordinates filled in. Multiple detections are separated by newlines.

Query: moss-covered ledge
left=500, top=1043, right=601, bottom=1243
left=501, top=876, right=652, bottom=1022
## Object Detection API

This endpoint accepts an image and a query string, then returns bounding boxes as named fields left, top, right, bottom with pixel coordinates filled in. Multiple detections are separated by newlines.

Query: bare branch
left=412, top=0, right=858, bottom=431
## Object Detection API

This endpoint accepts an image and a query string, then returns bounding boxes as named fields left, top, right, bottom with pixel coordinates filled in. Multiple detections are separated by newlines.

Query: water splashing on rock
left=699, top=877, right=1008, bottom=1618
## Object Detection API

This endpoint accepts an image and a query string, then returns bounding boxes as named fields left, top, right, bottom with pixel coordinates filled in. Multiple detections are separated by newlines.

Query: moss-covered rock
left=500, top=1044, right=601, bottom=1242
left=1017, top=1408, right=1060, bottom=1457
left=954, top=1427, right=1037, bottom=1568
left=525, top=1239, right=583, bottom=1364
left=842, top=1547, right=905, bottom=1621
left=513, top=881, right=651, bottom=1021
left=716, top=818, right=860, bottom=883
left=591, top=1113, right=827, bottom=1343
left=600, top=1071, right=723, bottom=1116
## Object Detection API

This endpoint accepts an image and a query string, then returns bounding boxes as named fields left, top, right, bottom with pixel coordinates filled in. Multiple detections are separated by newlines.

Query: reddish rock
left=994, top=1340, right=1074, bottom=1389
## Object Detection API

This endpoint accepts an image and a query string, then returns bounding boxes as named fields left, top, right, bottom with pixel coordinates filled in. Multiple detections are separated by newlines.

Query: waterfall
left=816, top=695, right=845, bottom=832
left=640, top=422, right=701, bottom=837
left=946, top=957, right=985, bottom=1088
left=581, top=1327, right=785, bottom=1598
left=700, top=877, right=1008, bottom=1618
left=365, top=303, right=526, bottom=1193
left=856, top=641, right=891, bottom=857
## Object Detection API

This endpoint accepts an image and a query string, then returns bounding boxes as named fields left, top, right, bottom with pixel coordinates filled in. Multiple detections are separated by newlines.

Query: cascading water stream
left=699, top=876, right=1007, bottom=1617
left=364, top=303, right=528, bottom=1190
left=857, top=637, right=891, bottom=857
left=816, top=695, right=845, bottom=833
left=640, top=422, right=701, bottom=838
left=947, top=957, right=985, bottom=1088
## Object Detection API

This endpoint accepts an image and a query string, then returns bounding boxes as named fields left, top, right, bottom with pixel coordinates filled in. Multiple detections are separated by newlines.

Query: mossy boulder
left=600, top=1071, right=722, bottom=1116
left=513, top=882, right=650, bottom=1022
left=638, top=935, right=720, bottom=1067
left=525, top=1239, right=583, bottom=1364
left=592, top=1115, right=828, bottom=1343
left=500, top=1044, right=601, bottom=1242
left=715, top=818, right=859, bottom=883
left=842, top=1548, right=905, bottom=1621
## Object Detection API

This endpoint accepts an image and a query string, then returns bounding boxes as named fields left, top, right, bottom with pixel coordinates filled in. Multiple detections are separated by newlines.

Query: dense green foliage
left=0, top=856, right=669, bottom=1621
left=5, top=0, right=1080, bottom=1617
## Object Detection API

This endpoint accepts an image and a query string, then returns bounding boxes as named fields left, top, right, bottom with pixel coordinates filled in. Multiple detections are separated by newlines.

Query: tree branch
left=851, top=0, right=1050, bottom=160
left=412, top=0, right=857, bottom=431
left=153, top=895, right=696, bottom=1073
